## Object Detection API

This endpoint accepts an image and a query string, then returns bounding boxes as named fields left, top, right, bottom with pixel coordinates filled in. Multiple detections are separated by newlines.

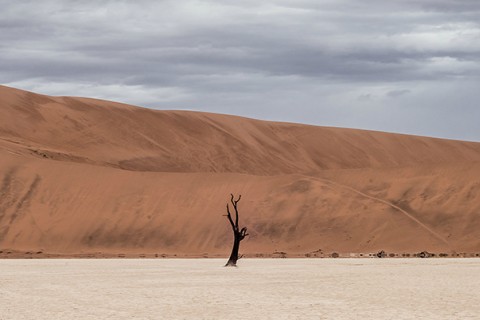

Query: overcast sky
left=1, top=0, right=480, bottom=141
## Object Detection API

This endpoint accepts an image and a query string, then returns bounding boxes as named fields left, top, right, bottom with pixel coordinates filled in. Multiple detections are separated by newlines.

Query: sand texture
left=1, top=85, right=480, bottom=256
left=1, top=259, right=480, bottom=319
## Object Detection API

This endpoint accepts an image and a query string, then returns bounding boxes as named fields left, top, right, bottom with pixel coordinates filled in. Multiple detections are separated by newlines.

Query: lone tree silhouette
left=224, top=194, right=248, bottom=267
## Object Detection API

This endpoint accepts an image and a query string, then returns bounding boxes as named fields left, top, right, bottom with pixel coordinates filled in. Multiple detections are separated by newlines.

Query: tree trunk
left=225, top=235, right=241, bottom=267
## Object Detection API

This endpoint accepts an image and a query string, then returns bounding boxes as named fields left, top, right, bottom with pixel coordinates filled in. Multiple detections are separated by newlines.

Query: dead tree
left=224, top=194, right=248, bottom=267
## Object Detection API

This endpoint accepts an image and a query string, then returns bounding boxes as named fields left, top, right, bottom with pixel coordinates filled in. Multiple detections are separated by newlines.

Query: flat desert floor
left=1, top=259, right=479, bottom=319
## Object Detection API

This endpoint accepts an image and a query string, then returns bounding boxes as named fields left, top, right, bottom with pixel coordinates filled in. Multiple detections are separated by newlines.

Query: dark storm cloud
left=1, top=0, right=480, bottom=140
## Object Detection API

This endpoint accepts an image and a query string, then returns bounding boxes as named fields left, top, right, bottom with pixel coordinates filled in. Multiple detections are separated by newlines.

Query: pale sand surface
left=1, top=259, right=479, bottom=319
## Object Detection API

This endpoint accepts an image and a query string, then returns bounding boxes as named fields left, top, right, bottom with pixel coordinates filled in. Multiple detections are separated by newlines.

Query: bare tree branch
left=226, top=204, right=235, bottom=231
left=230, top=193, right=241, bottom=228
left=239, top=227, right=248, bottom=240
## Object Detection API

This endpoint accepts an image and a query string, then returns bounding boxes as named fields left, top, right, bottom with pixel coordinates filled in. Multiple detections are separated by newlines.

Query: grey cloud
left=1, top=0, right=480, bottom=141
left=387, top=89, right=411, bottom=98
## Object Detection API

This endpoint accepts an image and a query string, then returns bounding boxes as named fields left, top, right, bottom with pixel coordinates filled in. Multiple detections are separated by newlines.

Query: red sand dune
left=1, top=85, right=480, bottom=257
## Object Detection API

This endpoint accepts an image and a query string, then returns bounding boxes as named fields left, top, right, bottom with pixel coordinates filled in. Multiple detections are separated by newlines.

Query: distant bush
left=376, top=250, right=387, bottom=258
left=417, top=251, right=433, bottom=258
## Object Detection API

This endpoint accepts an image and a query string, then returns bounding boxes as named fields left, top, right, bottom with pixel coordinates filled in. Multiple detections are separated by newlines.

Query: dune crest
left=1, top=85, right=480, bottom=256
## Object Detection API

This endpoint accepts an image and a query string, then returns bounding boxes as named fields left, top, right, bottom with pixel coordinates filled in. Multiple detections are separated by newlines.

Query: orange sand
left=1, top=85, right=480, bottom=257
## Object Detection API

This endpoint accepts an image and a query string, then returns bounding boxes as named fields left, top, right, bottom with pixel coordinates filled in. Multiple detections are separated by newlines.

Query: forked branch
left=230, top=193, right=241, bottom=228
left=239, top=227, right=248, bottom=240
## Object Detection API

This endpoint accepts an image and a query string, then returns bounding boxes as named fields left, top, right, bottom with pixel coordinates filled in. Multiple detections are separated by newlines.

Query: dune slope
left=1, top=85, right=480, bottom=256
